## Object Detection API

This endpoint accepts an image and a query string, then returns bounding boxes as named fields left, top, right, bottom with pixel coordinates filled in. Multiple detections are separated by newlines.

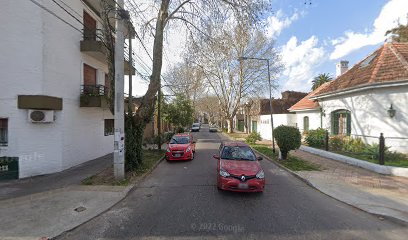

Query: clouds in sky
left=330, top=0, right=408, bottom=60
left=280, top=36, right=326, bottom=91
left=266, top=10, right=300, bottom=39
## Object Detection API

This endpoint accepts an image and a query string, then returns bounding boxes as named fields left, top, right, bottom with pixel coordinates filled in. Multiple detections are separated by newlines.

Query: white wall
left=258, top=114, right=297, bottom=140
left=0, top=1, right=113, bottom=178
left=319, top=85, right=408, bottom=153
left=295, top=110, right=321, bottom=133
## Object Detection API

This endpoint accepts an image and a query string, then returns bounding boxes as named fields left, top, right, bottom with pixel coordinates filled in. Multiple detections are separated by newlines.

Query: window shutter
left=346, top=112, right=351, bottom=136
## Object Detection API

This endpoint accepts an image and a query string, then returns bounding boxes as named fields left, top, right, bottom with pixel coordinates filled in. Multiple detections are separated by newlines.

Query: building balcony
left=80, top=29, right=135, bottom=75
left=79, top=84, right=108, bottom=108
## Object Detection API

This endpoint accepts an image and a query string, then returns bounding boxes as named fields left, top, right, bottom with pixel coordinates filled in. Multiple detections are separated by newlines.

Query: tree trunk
left=281, top=150, right=288, bottom=160
left=227, top=118, right=233, bottom=133
left=130, top=0, right=169, bottom=168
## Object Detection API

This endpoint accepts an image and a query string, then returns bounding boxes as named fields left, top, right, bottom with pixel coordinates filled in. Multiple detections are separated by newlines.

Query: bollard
left=379, top=133, right=385, bottom=165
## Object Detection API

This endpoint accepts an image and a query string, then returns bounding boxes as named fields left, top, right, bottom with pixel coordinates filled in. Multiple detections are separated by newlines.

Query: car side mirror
left=213, top=154, right=220, bottom=160
left=257, top=156, right=263, bottom=161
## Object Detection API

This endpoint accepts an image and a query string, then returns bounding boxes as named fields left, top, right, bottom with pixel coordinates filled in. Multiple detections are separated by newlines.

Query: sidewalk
left=256, top=139, right=408, bottom=223
left=0, top=153, right=131, bottom=240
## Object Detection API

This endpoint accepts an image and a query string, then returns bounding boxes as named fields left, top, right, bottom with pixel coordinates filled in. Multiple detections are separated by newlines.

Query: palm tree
left=312, top=73, right=332, bottom=90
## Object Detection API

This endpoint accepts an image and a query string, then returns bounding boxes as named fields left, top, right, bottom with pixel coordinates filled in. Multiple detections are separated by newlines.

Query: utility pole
left=266, top=59, right=276, bottom=153
left=114, top=0, right=127, bottom=180
left=128, top=22, right=133, bottom=108
left=157, top=83, right=162, bottom=150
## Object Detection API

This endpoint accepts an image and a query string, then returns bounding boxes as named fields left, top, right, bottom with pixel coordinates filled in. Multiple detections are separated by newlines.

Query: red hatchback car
left=214, top=142, right=265, bottom=192
left=165, top=133, right=196, bottom=161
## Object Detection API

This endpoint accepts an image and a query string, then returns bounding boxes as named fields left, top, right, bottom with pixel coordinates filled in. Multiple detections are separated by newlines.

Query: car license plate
left=238, top=183, right=248, bottom=189
left=174, top=154, right=181, bottom=157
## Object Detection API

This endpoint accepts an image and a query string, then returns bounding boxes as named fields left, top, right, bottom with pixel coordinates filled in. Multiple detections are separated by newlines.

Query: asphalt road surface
left=57, top=125, right=408, bottom=240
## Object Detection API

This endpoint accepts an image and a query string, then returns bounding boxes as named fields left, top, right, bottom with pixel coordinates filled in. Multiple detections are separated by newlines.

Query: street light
left=238, top=56, right=276, bottom=153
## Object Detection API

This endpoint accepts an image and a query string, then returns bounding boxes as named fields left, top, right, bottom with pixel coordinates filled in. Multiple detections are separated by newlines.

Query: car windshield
left=221, top=146, right=256, bottom=161
left=169, top=136, right=190, bottom=144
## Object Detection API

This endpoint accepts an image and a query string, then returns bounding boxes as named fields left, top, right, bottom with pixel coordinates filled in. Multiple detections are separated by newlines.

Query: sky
left=127, top=0, right=408, bottom=98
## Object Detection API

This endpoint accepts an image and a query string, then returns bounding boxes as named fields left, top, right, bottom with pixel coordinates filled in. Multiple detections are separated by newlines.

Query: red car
left=214, top=141, right=265, bottom=192
left=165, top=133, right=196, bottom=161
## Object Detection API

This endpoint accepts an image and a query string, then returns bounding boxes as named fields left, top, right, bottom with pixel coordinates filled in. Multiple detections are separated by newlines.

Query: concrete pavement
left=291, top=149, right=408, bottom=224
left=255, top=139, right=408, bottom=224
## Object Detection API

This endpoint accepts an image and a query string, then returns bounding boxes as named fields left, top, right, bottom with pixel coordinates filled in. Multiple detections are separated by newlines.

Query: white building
left=251, top=91, right=307, bottom=140
left=0, top=0, right=134, bottom=178
left=290, top=42, right=408, bottom=153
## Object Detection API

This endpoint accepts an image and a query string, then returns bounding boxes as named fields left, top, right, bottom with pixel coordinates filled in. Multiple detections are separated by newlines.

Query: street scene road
left=57, top=125, right=408, bottom=240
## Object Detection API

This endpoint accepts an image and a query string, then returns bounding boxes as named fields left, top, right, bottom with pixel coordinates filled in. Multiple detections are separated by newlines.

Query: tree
left=124, top=0, right=270, bottom=166
left=164, top=59, right=206, bottom=108
left=163, top=94, right=195, bottom=130
left=312, top=73, right=332, bottom=91
left=274, top=125, right=301, bottom=160
left=386, top=23, right=408, bottom=42
left=190, top=22, right=281, bottom=133
left=195, top=95, right=222, bottom=125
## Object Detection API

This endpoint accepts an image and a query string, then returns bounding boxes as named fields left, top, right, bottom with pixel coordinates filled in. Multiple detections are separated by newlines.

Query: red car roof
left=174, top=133, right=191, bottom=137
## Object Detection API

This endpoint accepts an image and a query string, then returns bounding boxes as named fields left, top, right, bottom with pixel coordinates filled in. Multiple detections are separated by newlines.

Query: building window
left=331, top=110, right=351, bottom=135
left=303, top=116, right=309, bottom=132
left=104, top=119, right=114, bottom=136
left=0, top=118, right=8, bottom=146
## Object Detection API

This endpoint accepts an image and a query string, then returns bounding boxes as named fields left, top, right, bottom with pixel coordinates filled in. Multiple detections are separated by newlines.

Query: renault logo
left=241, top=175, right=246, bottom=182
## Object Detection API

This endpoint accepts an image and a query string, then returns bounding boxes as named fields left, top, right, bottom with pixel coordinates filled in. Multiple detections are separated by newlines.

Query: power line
left=28, top=0, right=82, bottom=33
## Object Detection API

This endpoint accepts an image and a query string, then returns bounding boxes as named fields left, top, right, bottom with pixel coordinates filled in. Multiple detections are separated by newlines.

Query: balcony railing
left=83, top=28, right=104, bottom=41
left=81, top=84, right=107, bottom=96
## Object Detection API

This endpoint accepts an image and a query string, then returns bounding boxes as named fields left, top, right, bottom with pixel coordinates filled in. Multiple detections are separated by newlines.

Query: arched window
left=303, top=116, right=309, bottom=132
left=331, top=110, right=351, bottom=135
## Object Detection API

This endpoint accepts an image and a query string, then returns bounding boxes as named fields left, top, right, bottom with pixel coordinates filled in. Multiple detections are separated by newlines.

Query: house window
left=303, top=116, right=309, bottom=132
left=0, top=118, right=8, bottom=146
left=331, top=110, right=351, bottom=135
left=104, top=119, right=114, bottom=136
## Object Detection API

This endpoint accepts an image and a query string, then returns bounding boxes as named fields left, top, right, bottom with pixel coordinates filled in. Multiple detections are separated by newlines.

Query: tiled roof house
left=289, top=41, right=408, bottom=153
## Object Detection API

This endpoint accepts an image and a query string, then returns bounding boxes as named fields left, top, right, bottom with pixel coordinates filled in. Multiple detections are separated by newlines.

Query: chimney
left=336, top=60, right=349, bottom=77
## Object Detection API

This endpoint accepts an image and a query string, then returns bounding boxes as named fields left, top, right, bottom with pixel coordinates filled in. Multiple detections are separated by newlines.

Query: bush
left=176, top=127, right=184, bottom=133
left=329, top=135, right=345, bottom=151
left=343, top=137, right=366, bottom=153
left=245, top=132, right=262, bottom=145
left=304, top=128, right=326, bottom=148
left=274, top=125, right=301, bottom=160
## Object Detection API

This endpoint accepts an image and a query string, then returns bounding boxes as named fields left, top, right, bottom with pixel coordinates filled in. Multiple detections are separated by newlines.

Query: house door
left=237, top=120, right=245, bottom=132
left=251, top=121, right=257, bottom=133
left=83, top=11, right=96, bottom=40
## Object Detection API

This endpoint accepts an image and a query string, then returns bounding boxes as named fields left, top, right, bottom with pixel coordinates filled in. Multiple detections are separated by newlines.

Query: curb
left=254, top=149, right=408, bottom=226
left=53, top=155, right=166, bottom=239
left=252, top=149, right=316, bottom=188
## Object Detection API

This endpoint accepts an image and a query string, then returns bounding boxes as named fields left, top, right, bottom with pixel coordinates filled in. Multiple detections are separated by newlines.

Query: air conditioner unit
left=28, top=110, right=55, bottom=123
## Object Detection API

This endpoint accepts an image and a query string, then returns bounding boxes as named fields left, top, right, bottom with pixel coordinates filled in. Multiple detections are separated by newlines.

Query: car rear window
left=221, top=146, right=256, bottom=161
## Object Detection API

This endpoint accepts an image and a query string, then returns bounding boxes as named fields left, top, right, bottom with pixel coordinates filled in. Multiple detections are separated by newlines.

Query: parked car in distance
left=214, top=141, right=264, bottom=192
left=209, top=125, right=218, bottom=132
left=166, top=133, right=195, bottom=161
left=191, top=123, right=200, bottom=132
